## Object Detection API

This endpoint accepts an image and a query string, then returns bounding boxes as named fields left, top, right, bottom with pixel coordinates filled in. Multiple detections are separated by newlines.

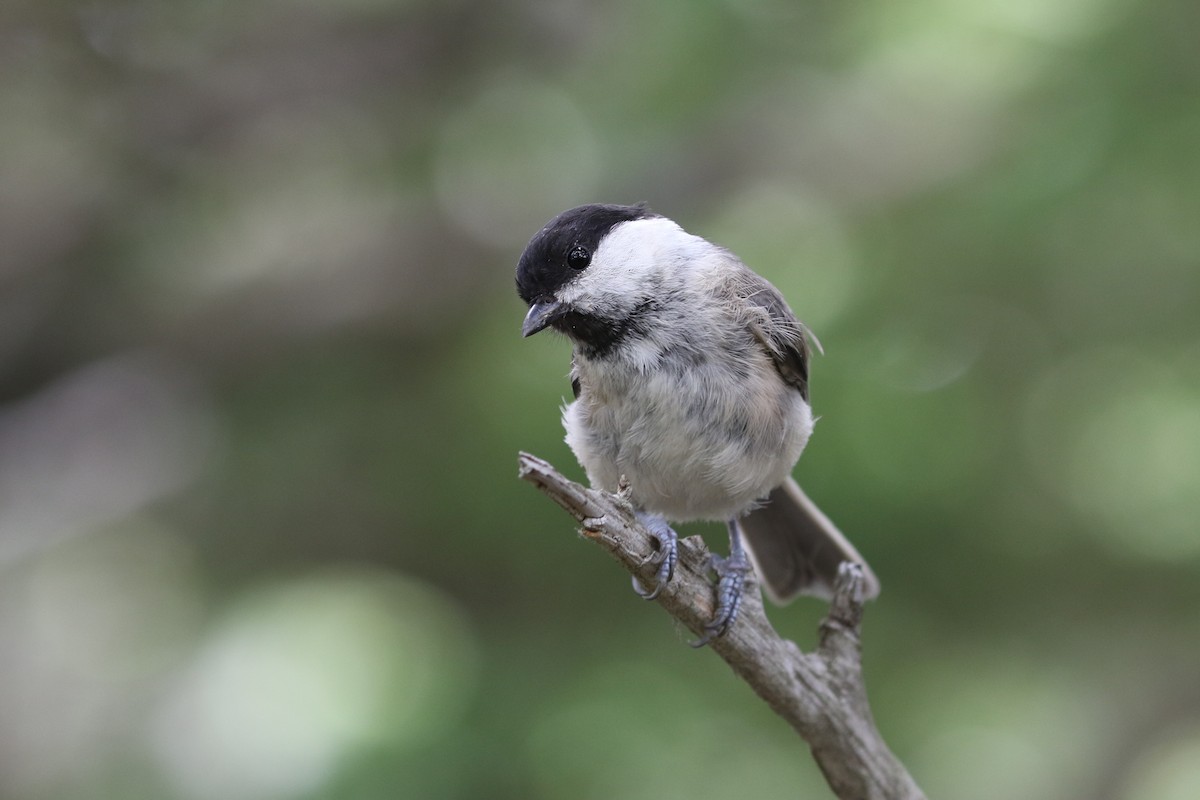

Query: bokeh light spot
left=0, top=519, right=204, bottom=796
left=0, top=353, right=218, bottom=565
left=1023, top=348, right=1200, bottom=560
left=1120, top=726, right=1200, bottom=800
left=151, top=569, right=479, bottom=800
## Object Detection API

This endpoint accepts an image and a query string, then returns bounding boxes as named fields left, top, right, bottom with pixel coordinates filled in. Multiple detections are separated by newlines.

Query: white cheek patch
left=557, top=217, right=701, bottom=314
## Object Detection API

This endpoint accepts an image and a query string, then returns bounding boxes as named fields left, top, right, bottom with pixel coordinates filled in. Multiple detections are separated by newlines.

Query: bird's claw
left=631, top=513, right=678, bottom=601
left=690, top=550, right=751, bottom=648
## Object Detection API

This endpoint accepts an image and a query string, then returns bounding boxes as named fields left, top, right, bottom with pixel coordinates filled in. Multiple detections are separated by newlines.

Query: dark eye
left=566, top=245, right=591, bottom=270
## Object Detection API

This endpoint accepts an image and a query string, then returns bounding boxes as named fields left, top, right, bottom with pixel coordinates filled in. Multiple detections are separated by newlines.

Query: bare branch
left=518, top=452, right=926, bottom=800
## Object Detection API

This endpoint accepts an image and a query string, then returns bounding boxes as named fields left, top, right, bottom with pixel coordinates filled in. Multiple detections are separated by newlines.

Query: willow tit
left=517, top=203, right=879, bottom=645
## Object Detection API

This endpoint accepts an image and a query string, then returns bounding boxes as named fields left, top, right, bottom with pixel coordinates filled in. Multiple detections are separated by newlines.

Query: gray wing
left=723, top=263, right=880, bottom=603
left=725, top=265, right=814, bottom=401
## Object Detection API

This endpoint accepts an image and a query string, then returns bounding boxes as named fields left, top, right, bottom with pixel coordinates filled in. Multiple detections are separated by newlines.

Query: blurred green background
left=2, top=0, right=1199, bottom=798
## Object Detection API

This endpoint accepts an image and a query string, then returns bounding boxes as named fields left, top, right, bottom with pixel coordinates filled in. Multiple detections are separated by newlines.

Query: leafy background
left=2, top=1, right=1198, bottom=799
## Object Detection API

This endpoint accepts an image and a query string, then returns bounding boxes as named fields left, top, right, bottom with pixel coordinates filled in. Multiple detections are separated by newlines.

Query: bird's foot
left=689, top=548, right=751, bottom=648
left=631, top=512, right=678, bottom=601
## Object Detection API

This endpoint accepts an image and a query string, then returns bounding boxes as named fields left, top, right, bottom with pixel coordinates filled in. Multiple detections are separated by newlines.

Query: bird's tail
left=735, top=476, right=880, bottom=603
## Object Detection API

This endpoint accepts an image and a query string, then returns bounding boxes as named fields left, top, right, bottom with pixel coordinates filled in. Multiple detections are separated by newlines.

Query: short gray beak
left=522, top=299, right=568, bottom=337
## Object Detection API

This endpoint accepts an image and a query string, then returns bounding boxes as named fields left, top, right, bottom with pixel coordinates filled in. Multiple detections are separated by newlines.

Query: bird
left=516, top=203, right=878, bottom=645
